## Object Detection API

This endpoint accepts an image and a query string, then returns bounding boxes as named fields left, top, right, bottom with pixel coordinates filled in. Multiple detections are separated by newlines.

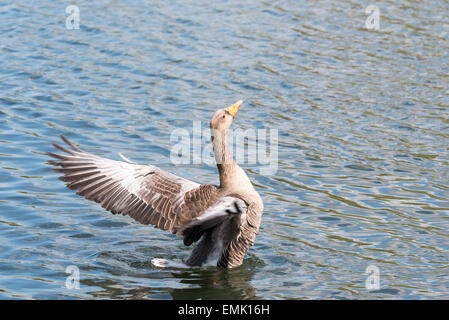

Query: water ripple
left=0, top=0, right=448, bottom=299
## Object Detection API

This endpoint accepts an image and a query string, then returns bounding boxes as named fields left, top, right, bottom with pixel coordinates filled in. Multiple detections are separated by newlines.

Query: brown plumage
left=48, top=100, right=263, bottom=268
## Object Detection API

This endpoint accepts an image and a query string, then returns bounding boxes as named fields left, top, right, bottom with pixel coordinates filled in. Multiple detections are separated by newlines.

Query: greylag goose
left=48, top=100, right=263, bottom=268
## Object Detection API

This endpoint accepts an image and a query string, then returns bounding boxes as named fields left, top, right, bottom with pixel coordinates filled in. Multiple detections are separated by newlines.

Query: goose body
left=48, top=101, right=263, bottom=268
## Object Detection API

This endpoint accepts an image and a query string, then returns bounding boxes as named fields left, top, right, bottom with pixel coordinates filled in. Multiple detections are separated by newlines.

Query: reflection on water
left=0, top=0, right=448, bottom=299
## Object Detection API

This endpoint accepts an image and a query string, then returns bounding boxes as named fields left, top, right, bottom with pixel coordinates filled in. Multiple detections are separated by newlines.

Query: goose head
left=209, top=100, right=242, bottom=132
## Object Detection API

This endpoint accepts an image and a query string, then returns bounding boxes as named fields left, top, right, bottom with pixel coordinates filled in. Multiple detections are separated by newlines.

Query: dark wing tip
left=47, top=159, right=61, bottom=166
left=47, top=135, right=84, bottom=166
left=51, top=142, right=76, bottom=155
left=183, top=224, right=203, bottom=246
left=60, top=135, right=83, bottom=152
left=47, top=151, right=67, bottom=160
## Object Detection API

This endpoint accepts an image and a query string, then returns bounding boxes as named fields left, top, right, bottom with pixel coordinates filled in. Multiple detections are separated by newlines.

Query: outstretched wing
left=47, top=136, right=244, bottom=241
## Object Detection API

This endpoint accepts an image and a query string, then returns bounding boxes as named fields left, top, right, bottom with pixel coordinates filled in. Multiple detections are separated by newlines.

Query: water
left=0, top=0, right=448, bottom=299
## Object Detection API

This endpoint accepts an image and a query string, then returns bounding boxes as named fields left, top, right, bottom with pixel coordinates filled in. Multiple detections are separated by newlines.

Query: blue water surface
left=0, top=0, right=448, bottom=299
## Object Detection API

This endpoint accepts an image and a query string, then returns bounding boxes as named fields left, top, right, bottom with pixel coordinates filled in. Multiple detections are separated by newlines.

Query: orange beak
left=225, top=100, right=242, bottom=118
